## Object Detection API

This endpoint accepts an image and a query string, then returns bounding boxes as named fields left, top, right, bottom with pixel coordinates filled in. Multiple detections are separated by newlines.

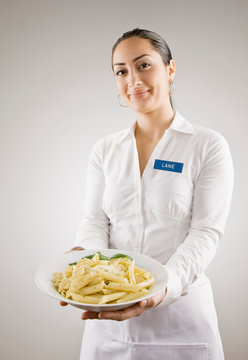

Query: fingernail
left=140, top=300, right=147, bottom=307
left=81, top=312, right=87, bottom=320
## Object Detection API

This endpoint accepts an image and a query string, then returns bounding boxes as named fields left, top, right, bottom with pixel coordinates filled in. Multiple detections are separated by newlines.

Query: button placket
left=131, top=129, right=171, bottom=252
left=137, top=186, right=143, bottom=225
left=131, top=132, right=143, bottom=251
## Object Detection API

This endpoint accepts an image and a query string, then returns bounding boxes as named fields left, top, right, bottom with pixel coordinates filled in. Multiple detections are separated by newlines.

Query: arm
left=158, top=132, right=234, bottom=307
left=73, top=138, right=110, bottom=250
left=60, top=139, right=109, bottom=308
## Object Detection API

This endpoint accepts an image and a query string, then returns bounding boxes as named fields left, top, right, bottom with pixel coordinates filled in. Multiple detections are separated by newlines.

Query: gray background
left=0, top=0, right=247, bottom=359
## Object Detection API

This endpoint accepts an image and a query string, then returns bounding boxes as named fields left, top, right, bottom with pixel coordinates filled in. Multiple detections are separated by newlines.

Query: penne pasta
left=70, top=293, right=101, bottom=304
left=99, top=291, right=127, bottom=304
left=128, top=260, right=136, bottom=285
left=95, top=269, right=128, bottom=284
left=116, top=288, right=149, bottom=303
left=79, top=281, right=104, bottom=295
left=70, top=274, right=93, bottom=291
left=102, top=289, right=115, bottom=295
left=105, top=277, right=154, bottom=293
left=51, top=252, right=154, bottom=305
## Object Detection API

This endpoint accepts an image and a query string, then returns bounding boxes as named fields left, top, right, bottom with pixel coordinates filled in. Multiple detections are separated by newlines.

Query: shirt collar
left=129, top=109, right=196, bottom=136
left=170, top=110, right=196, bottom=134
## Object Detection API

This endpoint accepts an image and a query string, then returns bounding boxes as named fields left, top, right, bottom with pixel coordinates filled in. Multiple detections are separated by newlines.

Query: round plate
left=35, top=249, right=168, bottom=312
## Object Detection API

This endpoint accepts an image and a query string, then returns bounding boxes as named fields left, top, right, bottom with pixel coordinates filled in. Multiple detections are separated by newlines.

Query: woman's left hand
left=81, top=287, right=167, bottom=321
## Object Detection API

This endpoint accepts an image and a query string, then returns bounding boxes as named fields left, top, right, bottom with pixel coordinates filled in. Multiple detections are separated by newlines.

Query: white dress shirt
left=74, top=109, right=234, bottom=307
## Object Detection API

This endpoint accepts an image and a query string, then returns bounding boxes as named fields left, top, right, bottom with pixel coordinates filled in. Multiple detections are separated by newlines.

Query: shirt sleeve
left=157, top=132, right=234, bottom=307
left=74, top=138, right=110, bottom=249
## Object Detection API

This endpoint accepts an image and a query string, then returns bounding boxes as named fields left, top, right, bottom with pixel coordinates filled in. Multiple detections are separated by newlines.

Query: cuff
left=156, top=266, right=183, bottom=308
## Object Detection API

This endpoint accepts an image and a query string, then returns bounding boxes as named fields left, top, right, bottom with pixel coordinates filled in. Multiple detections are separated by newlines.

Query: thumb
left=60, top=301, right=68, bottom=306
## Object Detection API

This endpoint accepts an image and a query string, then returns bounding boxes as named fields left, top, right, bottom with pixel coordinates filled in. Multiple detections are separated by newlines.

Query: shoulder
left=173, top=110, right=229, bottom=148
left=102, top=127, right=131, bottom=144
left=175, top=111, right=232, bottom=166
left=189, top=123, right=233, bottom=171
left=89, top=127, right=132, bottom=165
left=172, top=111, right=232, bottom=161
left=188, top=121, right=231, bottom=156
left=191, top=122, right=227, bottom=144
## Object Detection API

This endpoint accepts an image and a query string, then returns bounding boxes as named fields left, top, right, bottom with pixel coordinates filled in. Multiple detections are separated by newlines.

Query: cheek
left=154, top=79, right=169, bottom=98
left=115, top=80, right=122, bottom=92
left=117, top=82, right=126, bottom=97
left=146, top=71, right=165, bottom=91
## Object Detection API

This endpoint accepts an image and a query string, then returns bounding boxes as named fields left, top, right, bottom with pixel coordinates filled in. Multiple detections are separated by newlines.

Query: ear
left=168, top=59, right=176, bottom=80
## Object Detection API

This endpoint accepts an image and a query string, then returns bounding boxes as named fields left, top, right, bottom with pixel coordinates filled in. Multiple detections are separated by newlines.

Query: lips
left=129, top=90, right=150, bottom=99
left=129, top=90, right=149, bottom=95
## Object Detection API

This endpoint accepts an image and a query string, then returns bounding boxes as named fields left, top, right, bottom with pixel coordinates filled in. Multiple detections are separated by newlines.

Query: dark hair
left=111, top=27, right=174, bottom=109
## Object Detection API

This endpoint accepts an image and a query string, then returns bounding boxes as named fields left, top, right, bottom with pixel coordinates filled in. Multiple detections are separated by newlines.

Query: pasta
left=51, top=252, right=154, bottom=304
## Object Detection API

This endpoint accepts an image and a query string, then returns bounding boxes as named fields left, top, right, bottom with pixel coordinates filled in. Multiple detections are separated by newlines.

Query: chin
left=132, top=106, right=154, bottom=115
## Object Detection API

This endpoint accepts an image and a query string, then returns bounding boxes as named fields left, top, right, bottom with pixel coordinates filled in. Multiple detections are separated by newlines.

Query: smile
left=130, top=90, right=150, bottom=100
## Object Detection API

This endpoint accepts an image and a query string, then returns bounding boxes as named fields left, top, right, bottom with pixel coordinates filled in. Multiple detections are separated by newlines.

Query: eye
left=139, top=62, right=150, bottom=69
left=115, top=63, right=150, bottom=76
left=116, top=69, right=126, bottom=76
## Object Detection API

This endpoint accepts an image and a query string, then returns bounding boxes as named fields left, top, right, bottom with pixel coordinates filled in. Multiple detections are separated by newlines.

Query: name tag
left=153, top=159, right=184, bottom=173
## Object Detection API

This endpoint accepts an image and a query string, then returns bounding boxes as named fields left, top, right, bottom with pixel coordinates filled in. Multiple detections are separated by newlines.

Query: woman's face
left=112, top=37, right=175, bottom=113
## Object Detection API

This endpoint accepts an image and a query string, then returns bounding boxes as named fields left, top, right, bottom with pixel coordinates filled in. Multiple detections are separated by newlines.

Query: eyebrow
left=113, top=54, right=151, bottom=67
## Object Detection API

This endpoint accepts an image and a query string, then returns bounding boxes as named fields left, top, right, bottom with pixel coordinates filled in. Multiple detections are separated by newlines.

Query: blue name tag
left=153, top=159, right=184, bottom=173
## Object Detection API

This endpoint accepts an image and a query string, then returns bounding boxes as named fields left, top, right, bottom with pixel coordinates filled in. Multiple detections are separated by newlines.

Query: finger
left=64, top=246, right=84, bottom=254
left=81, top=311, right=99, bottom=320
left=99, top=303, right=145, bottom=321
left=140, top=289, right=166, bottom=309
left=98, top=293, right=164, bottom=321
left=60, top=301, right=68, bottom=306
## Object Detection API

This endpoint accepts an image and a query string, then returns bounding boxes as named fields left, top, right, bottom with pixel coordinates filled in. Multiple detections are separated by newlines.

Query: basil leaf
left=83, top=254, right=94, bottom=259
left=69, top=252, right=132, bottom=266
left=110, top=253, right=133, bottom=261
left=97, top=251, right=110, bottom=260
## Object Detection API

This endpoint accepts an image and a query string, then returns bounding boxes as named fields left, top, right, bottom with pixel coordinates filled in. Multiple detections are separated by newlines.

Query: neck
left=135, top=105, right=176, bottom=141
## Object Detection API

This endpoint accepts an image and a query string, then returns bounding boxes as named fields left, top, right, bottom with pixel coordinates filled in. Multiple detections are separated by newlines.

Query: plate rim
left=35, top=249, right=168, bottom=310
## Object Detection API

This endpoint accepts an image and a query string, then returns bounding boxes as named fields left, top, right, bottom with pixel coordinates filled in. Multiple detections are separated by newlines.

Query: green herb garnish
left=109, top=253, right=133, bottom=261
left=84, top=254, right=94, bottom=259
left=97, top=252, right=110, bottom=260
left=68, top=251, right=133, bottom=266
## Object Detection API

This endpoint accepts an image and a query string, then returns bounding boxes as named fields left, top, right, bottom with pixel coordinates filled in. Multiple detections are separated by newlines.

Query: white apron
left=79, top=275, right=225, bottom=360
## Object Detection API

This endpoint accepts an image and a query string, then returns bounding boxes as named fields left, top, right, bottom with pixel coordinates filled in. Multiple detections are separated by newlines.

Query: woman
left=60, top=28, right=234, bottom=359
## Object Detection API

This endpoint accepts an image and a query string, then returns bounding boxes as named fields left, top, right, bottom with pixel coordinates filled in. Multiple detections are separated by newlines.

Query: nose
left=127, top=69, right=143, bottom=88
left=128, top=79, right=143, bottom=88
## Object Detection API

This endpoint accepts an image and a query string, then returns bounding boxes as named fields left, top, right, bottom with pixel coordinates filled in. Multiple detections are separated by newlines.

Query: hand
left=81, top=287, right=167, bottom=321
left=60, top=300, right=69, bottom=306
left=64, top=246, right=84, bottom=254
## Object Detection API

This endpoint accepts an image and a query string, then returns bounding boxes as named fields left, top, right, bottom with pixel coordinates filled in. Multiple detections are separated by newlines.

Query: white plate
left=35, top=249, right=168, bottom=312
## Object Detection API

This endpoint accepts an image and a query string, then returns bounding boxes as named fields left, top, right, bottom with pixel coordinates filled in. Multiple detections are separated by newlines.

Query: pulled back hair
left=111, top=27, right=174, bottom=109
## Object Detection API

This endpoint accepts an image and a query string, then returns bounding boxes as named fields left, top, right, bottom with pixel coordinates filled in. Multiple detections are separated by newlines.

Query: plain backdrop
left=0, top=0, right=247, bottom=359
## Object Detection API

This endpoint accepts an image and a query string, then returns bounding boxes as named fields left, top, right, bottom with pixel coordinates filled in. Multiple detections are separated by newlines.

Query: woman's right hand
left=64, top=246, right=84, bottom=254
left=59, top=246, right=84, bottom=306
